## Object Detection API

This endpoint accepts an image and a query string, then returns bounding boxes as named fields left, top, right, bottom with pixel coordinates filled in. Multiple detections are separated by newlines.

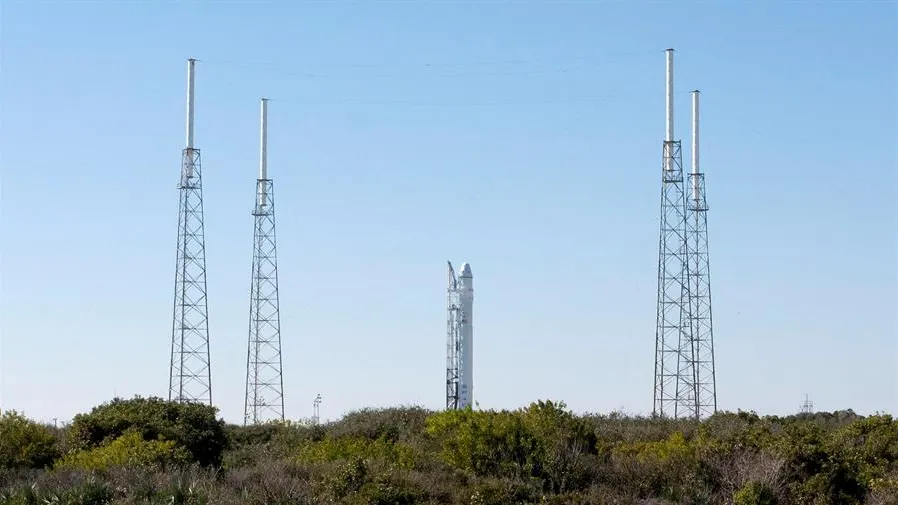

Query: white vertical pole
left=260, top=98, right=268, bottom=180
left=691, top=89, right=701, bottom=201
left=664, top=49, right=674, bottom=172
left=665, top=48, right=674, bottom=144
left=258, top=98, right=269, bottom=207
left=186, top=58, right=196, bottom=150
left=184, top=58, right=197, bottom=179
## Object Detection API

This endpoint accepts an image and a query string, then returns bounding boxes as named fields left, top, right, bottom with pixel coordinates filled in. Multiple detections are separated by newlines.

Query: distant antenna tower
left=313, top=394, right=322, bottom=425
left=446, top=261, right=474, bottom=410
left=686, top=90, right=718, bottom=418
left=244, top=98, right=285, bottom=425
left=653, top=48, right=698, bottom=419
left=800, top=394, right=814, bottom=414
left=169, top=58, right=212, bottom=405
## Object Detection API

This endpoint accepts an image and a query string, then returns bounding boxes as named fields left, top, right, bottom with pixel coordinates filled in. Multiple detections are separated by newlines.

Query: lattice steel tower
left=653, top=49, right=698, bottom=419
left=244, top=98, right=285, bottom=425
left=445, top=261, right=474, bottom=410
left=686, top=90, right=717, bottom=418
left=445, top=261, right=461, bottom=410
left=169, top=58, right=213, bottom=405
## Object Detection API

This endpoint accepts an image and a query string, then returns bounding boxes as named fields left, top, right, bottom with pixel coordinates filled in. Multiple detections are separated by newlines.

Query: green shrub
left=67, top=396, right=227, bottom=467
left=296, top=435, right=418, bottom=470
left=733, top=482, right=777, bottom=505
left=867, top=469, right=898, bottom=504
left=698, top=411, right=777, bottom=454
left=734, top=481, right=778, bottom=505
left=55, top=431, right=191, bottom=472
left=326, top=456, right=370, bottom=499
left=327, top=407, right=431, bottom=444
left=829, top=415, right=898, bottom=486
left=224, top=420, right=285, bottom=447
left=223, top=419, right=320, bottom=470
left=0, top=410, right=59, bottom=469
left=609, top=431, right=709, bottom=501
left=425, top=407, right=535, bottom=479
left=425, top=401, right=600, bottom=493
left=519, top=400, right=599, bottom=493
left=467, top=477, right=539, bottom=505
left=3, top=398, right=897, bottom=504
left=354, top=476, right=425, bottom=505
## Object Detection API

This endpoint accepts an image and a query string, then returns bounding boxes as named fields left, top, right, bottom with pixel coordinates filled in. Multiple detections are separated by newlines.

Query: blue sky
left=1, top=0, right=896, bottom=425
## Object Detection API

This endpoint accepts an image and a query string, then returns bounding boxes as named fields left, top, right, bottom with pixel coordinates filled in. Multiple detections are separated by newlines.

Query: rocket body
left=457, top=263, right=474, bottom=408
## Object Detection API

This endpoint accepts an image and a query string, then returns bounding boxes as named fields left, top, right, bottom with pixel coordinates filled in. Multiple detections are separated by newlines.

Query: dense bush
left=425, top=400, right=598, bottom=493
left=0, top=410, right=59, bottom=469
left=66, top=396, right=227, bottom=467
left=1, top=397, right=896, bottom=504
left=295, top=435, right=419, bottom=469
left=55, top=431, right=191, bottom=472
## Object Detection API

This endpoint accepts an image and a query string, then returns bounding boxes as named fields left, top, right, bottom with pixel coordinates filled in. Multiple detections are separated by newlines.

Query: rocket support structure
left=446, top=261, right=474, bottom=410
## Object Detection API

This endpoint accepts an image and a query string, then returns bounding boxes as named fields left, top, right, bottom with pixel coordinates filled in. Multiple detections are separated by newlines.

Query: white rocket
left=457, top=263, right=474, bottom=408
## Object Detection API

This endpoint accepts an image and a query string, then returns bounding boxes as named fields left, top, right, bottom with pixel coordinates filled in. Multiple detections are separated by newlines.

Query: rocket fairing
left=457, top=263, right=474, bottom=409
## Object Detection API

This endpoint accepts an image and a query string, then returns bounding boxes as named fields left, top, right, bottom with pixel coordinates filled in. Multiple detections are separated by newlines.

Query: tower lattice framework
left=653, top=138, right=698, bottom=420
left=244, top=178, right=285, bottom=424
left=685, top=90, right=717, bottom=418
left=686, top=171, right=717, bottom=418
left=169, top=145, right=213, bottom=405
left=445, top=262, right=461, bottom=410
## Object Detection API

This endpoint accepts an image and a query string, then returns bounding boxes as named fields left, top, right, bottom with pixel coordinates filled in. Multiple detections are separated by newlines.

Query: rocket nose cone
left=460, top=263, right=472, bottom=278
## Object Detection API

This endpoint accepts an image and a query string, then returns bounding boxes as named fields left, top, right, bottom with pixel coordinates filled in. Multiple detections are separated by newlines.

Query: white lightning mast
left=244, top=97, right=285, bottom=425
left=186, top=59, right=195, bottom=147
left=653, top=48, right=698, bottom=419
left=664, top=48, right=674, bottom=170
left=258, top=98, right=268, bottom=206
left=686, top=88, right=719, bottom=419
left=691, top=90, right=700, bottom=202
left=169, top=57, right=212, bottom=406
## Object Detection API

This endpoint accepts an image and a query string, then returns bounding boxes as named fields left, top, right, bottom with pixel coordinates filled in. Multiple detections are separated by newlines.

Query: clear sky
left=1, top=0, right=896, bottom=425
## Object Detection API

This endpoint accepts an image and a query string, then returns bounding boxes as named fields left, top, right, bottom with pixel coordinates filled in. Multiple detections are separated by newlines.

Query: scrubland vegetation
left=1, top=396, right=896, bottom=504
